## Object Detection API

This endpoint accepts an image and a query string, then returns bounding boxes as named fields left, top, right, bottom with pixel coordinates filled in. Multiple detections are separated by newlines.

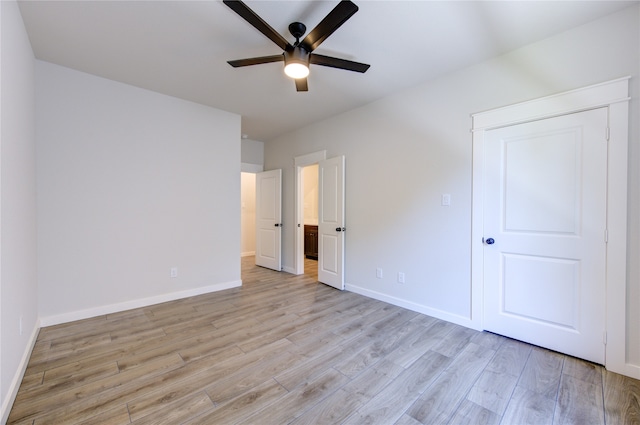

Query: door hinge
left=604, top=229, right=609, bottom=243
left=603, top=331, right=607, bottom=345
left=606, top=126, right=610, bottom=141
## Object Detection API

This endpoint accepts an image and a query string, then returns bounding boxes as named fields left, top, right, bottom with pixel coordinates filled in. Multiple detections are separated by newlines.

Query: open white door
left=483, top=108, right=607, bottom=364
left=318, top=156, right=345, bottom=290
left=255, top=169, right=282, bottom=271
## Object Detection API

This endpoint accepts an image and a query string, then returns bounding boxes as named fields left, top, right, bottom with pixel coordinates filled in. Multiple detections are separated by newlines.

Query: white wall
left=0, top=0, right=39, bottom=419
left=265, top=6, right=640, bottom=363
left=241, top=172, right=256, bottom=256
left=241, top=138, right=264, bottom=170
left=36, top=61, right=241, bottom=323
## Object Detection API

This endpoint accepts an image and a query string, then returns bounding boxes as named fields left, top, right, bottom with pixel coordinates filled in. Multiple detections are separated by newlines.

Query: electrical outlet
left=376, top=268, right=383, bottom=279
left=442, top=194, right=451, bottom=206
left=170, top=267, right=178, bottom=278
left=398, top=272, right=405, bottom=284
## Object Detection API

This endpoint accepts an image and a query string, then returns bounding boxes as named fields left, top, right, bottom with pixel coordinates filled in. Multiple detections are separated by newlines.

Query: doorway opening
left=240, top=172, right=256, bottom=258
left=294, top=150, right=327, bottom=275
left=301, top=164, right=319, bottom=275
left=294, top=152, right=346, bottom=289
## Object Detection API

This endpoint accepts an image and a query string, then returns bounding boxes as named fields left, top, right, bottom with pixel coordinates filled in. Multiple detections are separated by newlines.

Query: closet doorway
left=301, top=164, right=319, bottom=273
left=240, top=172, right=257, bottom=258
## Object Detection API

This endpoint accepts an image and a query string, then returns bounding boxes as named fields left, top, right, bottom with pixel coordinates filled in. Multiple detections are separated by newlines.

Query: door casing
left=471, top=77, right=632, bottom=377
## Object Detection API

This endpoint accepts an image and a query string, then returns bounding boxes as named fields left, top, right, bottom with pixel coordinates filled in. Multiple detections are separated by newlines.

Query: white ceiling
left=18, top=0, right=637, bottom=142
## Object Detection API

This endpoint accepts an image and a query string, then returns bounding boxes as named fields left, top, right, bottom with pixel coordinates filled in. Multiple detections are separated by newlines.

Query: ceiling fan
left=223, top=0, right=370, bottom=92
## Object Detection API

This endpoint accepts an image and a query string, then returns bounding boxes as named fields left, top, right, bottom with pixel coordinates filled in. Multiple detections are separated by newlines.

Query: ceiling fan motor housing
left=285, top=45, right=309, bottom=64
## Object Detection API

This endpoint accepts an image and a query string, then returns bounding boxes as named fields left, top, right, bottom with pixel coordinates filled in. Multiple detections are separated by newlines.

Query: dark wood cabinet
left=304, top=225, right=318, bottom=260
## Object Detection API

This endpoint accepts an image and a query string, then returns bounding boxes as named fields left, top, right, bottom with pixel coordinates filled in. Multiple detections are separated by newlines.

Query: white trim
left=241, top=251, right=255, bottom=257
left=0, top=3, right=4, bottom=420
left=39, top=280, right=242, bottom=327
left=605, top=99, right=633, bottom=377
left=294, top=151, right=327, bottom=167
left=241, top=162, right=263, bottom=173
left=2, top=320, right=40, bottom=425
left=293, top=150, right=326, bottom=275
left=472, top=77, right=630, bottom=130
left=346, top=283, right=476, bottom=329
left=471, top=77, right=633, bottom=378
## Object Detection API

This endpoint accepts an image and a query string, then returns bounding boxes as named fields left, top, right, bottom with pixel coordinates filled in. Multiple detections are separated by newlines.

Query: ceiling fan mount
left=223, top=0, right=370, bottom=92
left=288, top=22, right=306, bottom=42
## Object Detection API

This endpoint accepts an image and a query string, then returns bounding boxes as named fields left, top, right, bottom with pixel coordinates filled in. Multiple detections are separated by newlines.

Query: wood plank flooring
left=8, top=256, right=640, bottom=424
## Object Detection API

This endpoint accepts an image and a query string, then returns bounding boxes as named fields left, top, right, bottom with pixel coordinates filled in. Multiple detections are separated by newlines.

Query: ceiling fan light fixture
left=284, top=47, right=310, bottom=79
left=284, top=63, right=309, bottom=79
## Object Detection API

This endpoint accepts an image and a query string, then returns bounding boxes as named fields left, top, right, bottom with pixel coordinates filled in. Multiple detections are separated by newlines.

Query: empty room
left=2, top=0, right=640, bottom=423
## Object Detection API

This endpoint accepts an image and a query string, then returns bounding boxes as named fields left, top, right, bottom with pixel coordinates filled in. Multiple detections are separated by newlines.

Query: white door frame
left=470, top=77, right=632, bottom=377
left=294, top=150, right=327, bottom=275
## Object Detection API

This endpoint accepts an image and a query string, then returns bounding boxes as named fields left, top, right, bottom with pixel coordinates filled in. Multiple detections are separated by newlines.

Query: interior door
left=255, top=169, right=282, bottom=271
left=318, top=156, right=345, bottom=290
left=483, top=108, right=608, bottom=364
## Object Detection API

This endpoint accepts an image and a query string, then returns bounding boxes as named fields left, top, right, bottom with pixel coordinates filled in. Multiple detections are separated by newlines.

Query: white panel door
left=255, top=169, right=282, bottom=271
left=483, top=108, right=608, bottom=364
left=318, top=156, right=345, bottom=290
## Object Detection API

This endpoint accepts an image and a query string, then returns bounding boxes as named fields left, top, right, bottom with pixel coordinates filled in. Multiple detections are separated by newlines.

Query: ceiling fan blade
left=301, top=0, right=359, bottom=52
left=223, top=0, right=292, bottom=51
left=228, top=55, right=284, bottom=68
left=295, top=78, right=308, bottom=92
left=310, top=53, right=370, bottom=73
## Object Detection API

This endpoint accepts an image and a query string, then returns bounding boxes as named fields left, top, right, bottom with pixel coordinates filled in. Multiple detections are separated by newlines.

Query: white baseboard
left=2, top=320, right=40, bottom=424
left=345, top=282, right=478, bottom=330
left=241, top=251, right=255, bottom=257
left=608, top=360, right=640, bottom=380
left=282, top=266, right=296, bottom=274
left=40, top=280, right=242, bottom=327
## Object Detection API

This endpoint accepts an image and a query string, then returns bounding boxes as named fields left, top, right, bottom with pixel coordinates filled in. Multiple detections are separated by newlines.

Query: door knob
left=484, top=237, right=495, bottom=245
left=274, top=223, right=283, bottom=227
left=335, top=227, right=346, bottom=232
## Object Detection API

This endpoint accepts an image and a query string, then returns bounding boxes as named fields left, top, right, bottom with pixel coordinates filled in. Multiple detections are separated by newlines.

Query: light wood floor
left=8, top=256, right=640, bottom=424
